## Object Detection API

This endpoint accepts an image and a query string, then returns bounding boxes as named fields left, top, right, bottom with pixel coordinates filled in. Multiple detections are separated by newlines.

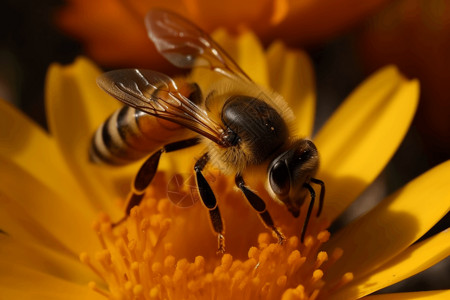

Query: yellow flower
left=1, top=30, right=449, bottom=300
left=56, top=0, right=391, bottom=68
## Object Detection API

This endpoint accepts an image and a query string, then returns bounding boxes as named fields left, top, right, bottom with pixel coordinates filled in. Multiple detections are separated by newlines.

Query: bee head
left=267, top=139, right=319, bottom=217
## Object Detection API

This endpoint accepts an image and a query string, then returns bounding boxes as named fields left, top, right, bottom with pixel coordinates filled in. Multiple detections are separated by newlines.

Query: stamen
left=288, top=250, right=305, bottom=275
left=88, top=281, right=110, bottom=298
left=176, top=258, right=189, bottom=272
left=80, top=252, right=105, bottom=281
left=128, top=239, right=137, bottom=261
left=317, top=231, right=330, bottom=243
left=124, top=281, right=133, bottom=299
left=258, top=232, right=272, bottom=249
left=82, top=193, right=352, bottom=299
left=309, top=289, right=320, bottom=300
left=331, top=248, right=344, bottom=261
left=319, top=271, right=354, bottom=300
left=117, top=226, right=129, bottom=245
left=248, top=246, right=260, bottom=260
left=194, top=256, right=205, bottom=271
left=287, top=236, right=299, bottom=250
left=301, top=236, right=315, bottom=257
left=309, top=269, right=323, bottom=286
left=321, top=247, right=343, bottom=272
left=149, top=286, right=160, bottom=298
left=277, top=275, right=287, bottom=288
left=133, top=284, right=143, bottom=297
left=283, top=285, right=305, bottom=300
left=131, top=261, right=140, bottom=282
left=164, top=255, right=176, bottom=272
left=95, top=250, right=113, bottom=277
left=314, top=252, right=328, bottom=269
left=172, top=269, right=183, bottom=284
left=333, top=272, right=354, bottom=290
left=151, top=261, right=163, bottom=274
left=92, top=220, right=107, bottom=250
left=221, top=253, right=233, bottom=271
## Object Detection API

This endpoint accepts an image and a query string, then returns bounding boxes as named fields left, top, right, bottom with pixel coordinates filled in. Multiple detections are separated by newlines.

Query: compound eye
left=269, top=161, right=290, bottom=197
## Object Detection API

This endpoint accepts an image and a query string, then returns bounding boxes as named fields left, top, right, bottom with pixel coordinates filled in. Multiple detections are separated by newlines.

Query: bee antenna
left=301, top=183, right=316, bottom=243
left=311, top=178, right=325, bottom=217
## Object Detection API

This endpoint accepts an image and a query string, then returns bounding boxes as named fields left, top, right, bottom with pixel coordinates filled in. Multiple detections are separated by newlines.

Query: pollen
left=81, top=195, right=352, bottom=299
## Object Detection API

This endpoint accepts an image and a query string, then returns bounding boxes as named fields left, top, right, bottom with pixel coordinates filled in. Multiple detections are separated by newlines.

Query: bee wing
left=145, top=9, right=253, bottom=83
left=97, top=69, right=226, bottom=145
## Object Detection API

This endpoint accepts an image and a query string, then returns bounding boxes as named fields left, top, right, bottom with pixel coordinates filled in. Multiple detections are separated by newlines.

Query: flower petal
left=361, top=290, right=450, bottom=300
left=266, top=41, right=315, bottom=137
left=330, top=229, right=450, bottom=299
left=212, top=29, right=269, bottom=87
left=0, top=98, right=86, bottom=203
left=0, top=260, right=103, bottom=300
left=272, top=0, right=392, bottom=44
left=0, top=155, right=100, bottom=255
left=57, top=0, right=156, bottom=68
left=323, top=161, right=450, bottom=286
left=45, top=57, right=139, bottom=217
left=315, top=66, right=419, bottom=222
left=57, top=0, right=390, bottom=67
left=0, top=234, right=97, bottom=284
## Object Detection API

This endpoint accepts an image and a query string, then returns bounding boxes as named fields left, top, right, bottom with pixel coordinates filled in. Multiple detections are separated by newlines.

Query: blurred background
left=0, top=0, right=448, bottom=294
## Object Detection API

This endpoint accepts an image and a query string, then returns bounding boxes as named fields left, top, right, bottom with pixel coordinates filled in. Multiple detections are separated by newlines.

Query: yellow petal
left=315, top=66, right=419, bottom=222
left=212, top=29, right=269, bottom=87
left=361, top=290, right=450, bottom=300
left=331, top=230, right=450, bottom=299
left=0, top=156, right=100, bottom=255
left=45, top=57, right=138, bottom=218
left=266, top=40, right=315, bottom=137
left=0, top=261, right=103, bottom=300
left=323, top=161, right=450, bottom=285
left=0, top=234, right=97, bottom=284
left=0, top=98, right=86, bottom=203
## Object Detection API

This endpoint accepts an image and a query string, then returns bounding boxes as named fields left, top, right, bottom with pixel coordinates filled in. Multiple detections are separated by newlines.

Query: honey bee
left=91, top=9, right=325, bottom=253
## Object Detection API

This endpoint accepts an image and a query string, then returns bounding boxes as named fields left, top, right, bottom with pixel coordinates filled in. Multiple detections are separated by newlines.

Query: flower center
left=81, top=193, right=353, bottom=299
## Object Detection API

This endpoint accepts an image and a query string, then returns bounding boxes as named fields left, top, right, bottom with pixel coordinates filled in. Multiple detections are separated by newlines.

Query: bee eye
left=298, top=149, right=312, bottom=162
left=269, top=161, right=290, bottom=196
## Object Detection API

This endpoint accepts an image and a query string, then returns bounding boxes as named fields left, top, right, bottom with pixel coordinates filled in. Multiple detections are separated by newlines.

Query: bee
left=91, top=9, right=325, bottom=253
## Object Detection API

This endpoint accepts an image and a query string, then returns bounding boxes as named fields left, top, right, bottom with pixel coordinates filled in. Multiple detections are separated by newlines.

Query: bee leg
left=301, top=183, right=316, bottom=243
left=310, top=178, right=325, bottom=217
left=114, top=138, right=200, bottom=226
left=235, top=174, right=286, bottom=245
left=194, top=153, right=225, bottom=253
left=126, top=149, right=164, bottom=212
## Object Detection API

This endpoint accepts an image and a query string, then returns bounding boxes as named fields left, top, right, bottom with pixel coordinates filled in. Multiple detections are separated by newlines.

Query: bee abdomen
left=90, top=106, right=186, bottom=165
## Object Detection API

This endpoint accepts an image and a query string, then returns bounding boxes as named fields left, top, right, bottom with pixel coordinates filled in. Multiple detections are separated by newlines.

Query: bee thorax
left=221, top=95, right=289, bottom=164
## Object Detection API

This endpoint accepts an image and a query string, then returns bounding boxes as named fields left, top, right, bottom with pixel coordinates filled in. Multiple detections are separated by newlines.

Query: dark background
left=0, top=0, right=448, bottom=294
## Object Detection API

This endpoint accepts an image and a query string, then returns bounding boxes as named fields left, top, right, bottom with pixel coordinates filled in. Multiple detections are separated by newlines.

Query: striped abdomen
left=90, top=105, right=190, bottom=165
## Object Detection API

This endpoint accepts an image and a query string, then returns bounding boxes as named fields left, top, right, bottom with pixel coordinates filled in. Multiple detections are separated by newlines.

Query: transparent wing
left=145, top=9, right=253, bottom=82
left=97, top=69, right=226, bottom=145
